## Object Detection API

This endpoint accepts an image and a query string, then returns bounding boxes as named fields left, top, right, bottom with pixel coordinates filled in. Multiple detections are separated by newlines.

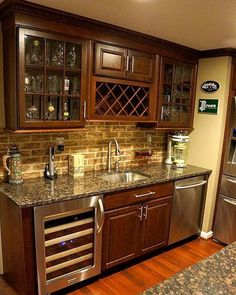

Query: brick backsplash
left=0, top=123, right=167, bottom=179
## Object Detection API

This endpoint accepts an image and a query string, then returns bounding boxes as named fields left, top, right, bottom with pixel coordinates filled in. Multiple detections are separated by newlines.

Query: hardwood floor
left=0, top=238, right=224, bottom=295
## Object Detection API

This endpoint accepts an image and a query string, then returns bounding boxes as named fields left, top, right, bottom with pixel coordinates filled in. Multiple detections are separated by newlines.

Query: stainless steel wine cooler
left=34, top=195, right=104, bottom=295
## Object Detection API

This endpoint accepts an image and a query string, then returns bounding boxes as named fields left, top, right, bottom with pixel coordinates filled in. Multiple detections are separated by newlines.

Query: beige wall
left=188, top=56, right=232, bottom=233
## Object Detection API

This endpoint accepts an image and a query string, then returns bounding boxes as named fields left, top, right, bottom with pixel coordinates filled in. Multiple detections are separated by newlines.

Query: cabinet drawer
left=104, top=182, right=174, bottom=210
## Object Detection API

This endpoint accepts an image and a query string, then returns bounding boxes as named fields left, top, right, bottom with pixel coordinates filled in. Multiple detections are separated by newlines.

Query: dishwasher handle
left=175, top=180, right=207, bottom=190
left=97, top=198, right=105, bottom=233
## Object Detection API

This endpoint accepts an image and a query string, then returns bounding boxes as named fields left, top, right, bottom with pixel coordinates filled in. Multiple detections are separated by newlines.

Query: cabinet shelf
left=25, top=64, right=44, bottom=69
left=25, top=92, right=44, bottom=96
left=65, top=68, right=82, bottom=73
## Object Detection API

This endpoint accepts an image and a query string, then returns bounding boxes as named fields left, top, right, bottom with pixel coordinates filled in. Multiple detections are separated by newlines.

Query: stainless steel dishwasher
left=168, top=175, right=208, bottom=245
left=34, top=195, right=104, bottom=295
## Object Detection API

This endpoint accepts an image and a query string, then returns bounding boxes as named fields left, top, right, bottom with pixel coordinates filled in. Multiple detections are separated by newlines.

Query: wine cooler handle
left=97, top=198, right=105, bottom=233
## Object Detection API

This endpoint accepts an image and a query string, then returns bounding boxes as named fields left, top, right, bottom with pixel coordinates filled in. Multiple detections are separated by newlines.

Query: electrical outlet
left=56, top=137, right=65, bottom=152
left=147, top=133, right=152, bottom=143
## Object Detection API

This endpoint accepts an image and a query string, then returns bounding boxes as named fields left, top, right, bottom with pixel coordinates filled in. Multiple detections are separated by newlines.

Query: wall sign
left=201, top=81, right=220, bottom=93
left=198, top=99, right=219, bottom=114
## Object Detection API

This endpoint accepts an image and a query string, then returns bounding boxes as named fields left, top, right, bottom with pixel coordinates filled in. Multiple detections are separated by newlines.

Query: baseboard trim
left=200, top=231, right=213, bottom=240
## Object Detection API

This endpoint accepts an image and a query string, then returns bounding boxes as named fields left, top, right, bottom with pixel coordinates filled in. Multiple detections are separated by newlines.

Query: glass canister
left=2, top=144, right=23, bottom=184
left=173, top=141, right=189, bottom=167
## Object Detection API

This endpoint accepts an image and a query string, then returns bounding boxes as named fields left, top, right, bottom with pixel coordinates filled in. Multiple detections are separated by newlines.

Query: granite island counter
left=0, top=163, right=211, bottom=207
left=142, top=241, right=236, bottom=295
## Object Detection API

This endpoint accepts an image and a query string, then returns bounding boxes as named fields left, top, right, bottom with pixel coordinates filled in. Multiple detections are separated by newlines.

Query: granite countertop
left=0, top=163, right=211, bottom=207
left=142, top=242, right=236, bottom=295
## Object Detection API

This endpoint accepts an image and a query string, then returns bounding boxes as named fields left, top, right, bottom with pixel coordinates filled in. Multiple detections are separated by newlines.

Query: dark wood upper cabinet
left=89, top=43, right=158, bottom=122
left=95, top=43, right=154, bottom=83
left=3, top=27, right=88, bottom=131
left=156, top=57, right=197, bottom=129
left=95, top=43, right=127, bottom=79
left=127, top=49, right=154, bottom=82
left=0, top=0, right=199, bottom=130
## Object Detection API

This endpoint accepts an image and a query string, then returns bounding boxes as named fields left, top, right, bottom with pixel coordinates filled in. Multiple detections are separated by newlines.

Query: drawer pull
left=226, top=178, right=236, bottom=184
left=135, top=191, right=155, bottom=198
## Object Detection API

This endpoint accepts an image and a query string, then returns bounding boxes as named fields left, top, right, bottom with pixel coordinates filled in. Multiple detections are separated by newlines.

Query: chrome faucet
left=107, top=139, right=120, bottom=173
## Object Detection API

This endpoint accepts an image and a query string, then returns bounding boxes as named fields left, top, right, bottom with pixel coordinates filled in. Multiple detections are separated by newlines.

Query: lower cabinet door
left=140, top=196, right=172, bottom=255
left=102, top=204, right=140, bottom=270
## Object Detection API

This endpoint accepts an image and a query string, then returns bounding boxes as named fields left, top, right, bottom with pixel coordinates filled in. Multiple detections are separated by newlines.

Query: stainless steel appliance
left=223, top=97, right=236, bottom=177
left=168, top=176, right=208, bottom=245
left=213, top=175, right=236, bottom=244
left=213, top=96, right=236, bottom=244
left=34, top=195, right=104, bottom=295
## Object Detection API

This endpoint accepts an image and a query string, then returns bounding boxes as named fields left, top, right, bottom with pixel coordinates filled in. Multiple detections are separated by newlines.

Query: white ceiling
left=9, top=0, right=236, bottom=50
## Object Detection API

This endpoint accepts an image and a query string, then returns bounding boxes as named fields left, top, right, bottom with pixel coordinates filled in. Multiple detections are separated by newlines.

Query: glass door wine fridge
left=34, top=195, right=104, bottom=295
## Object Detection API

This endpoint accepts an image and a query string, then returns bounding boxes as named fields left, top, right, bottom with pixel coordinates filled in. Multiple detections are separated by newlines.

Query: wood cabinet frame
left=102, top=182, right=173, bottom=270
left=0, top=0, right=199, bottom=131
left=156, top=57, right=198, bottom=129
left=3, top=27, right=89, bottom=131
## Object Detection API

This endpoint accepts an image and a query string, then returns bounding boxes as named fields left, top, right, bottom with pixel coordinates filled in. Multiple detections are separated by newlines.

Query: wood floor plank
left=0, top=238, right=225, bottom=295
left=63, top=238, right=224, bottom=295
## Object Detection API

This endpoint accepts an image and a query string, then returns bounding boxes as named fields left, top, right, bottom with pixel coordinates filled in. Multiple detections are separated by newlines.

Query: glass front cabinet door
left=18, top=28, right=88, bottom=130
left=157, top=57, right=197, bottom=128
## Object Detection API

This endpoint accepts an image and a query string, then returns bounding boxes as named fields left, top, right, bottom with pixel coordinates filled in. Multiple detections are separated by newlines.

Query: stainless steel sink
left=101, top=172, right=149, bottom=183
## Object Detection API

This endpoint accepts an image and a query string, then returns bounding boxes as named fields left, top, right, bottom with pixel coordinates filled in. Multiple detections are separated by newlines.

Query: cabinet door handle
left=97, top=199, right=104, bottom=233
left=143, top=205, right=148, bottom=220
left=175, top=180, right=207, bottom=190
left=126, top=56, right=130, bottom=71
left=135, top=191, right=155, bottom=198
left=224, top=198, right=236, bottom=206
left=138, top=206, right=143, bottom=221
left=161, top=106, right=164, bottom=120
left=83, top=101, right=87, bottom=119
left=130, top=56, right=134, bottom=72
left=226, top=178, right=236, bottom=184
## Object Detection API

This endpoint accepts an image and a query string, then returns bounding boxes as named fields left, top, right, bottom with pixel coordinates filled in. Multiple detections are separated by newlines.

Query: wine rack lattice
left=95, top=82, right=150, bottom=117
